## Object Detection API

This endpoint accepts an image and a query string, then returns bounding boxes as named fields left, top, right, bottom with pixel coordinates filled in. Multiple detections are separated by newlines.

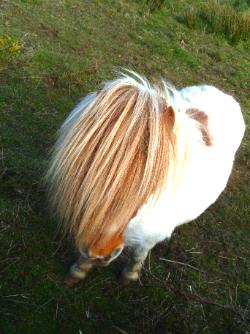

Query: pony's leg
left=64, top=254, right=94, bottom=288
left=64, top=246, right=124, bottom=287
left=120, top=245, right=151, bottom=285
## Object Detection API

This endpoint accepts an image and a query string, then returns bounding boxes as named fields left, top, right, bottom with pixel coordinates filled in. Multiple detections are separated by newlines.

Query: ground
left=0, top=0, right=249, bottom=333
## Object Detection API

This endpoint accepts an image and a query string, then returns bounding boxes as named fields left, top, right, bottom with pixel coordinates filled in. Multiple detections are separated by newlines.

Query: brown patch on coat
left=166, top=105, right=175, bottom=128
left=186, top=108, right=213, bottom=146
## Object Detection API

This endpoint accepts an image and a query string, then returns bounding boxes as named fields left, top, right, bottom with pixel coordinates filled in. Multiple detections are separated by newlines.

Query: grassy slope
left=0, top=0, right=249, bottom=333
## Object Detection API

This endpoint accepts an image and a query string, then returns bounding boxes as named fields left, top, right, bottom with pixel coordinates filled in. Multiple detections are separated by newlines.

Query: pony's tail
left=46, top=72, right=176, bottom=257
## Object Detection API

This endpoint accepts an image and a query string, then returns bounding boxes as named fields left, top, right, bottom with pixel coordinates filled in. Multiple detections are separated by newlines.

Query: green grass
left=0, top=0, right=249, bottom=333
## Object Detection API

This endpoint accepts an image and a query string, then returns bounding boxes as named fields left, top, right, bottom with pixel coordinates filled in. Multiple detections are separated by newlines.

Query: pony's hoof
left=64, top=274, right=81, bottom=288
left=119, top=271, right=139, bottom=286
left=119, top=276, right=133, bottom=286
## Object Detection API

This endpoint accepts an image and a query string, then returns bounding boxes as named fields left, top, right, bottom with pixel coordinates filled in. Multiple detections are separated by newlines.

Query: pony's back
left=124, top=85, right=245, bottom=250
left=180, top=85, right=245, bottom=153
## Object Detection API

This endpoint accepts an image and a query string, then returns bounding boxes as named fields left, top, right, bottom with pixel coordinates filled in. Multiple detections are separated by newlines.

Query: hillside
left=0, top=1, right=249, bottom=333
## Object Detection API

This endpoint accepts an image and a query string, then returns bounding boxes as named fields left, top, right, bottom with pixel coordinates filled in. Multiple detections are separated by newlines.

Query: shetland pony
left=46, top=70, right=245, bottom=287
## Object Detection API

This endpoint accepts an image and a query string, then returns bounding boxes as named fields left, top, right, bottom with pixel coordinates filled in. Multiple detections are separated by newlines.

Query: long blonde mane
left=47, top=72, right=178, bottom=257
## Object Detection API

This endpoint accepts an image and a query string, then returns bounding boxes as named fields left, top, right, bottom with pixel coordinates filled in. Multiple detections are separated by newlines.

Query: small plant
left=0, top=34, right=22, bottom=71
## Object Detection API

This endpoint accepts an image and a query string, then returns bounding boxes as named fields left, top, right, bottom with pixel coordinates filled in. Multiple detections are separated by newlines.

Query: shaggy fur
left=47, top=71, right=245, bottom=285
left=47, top=72, right=182, bottom=257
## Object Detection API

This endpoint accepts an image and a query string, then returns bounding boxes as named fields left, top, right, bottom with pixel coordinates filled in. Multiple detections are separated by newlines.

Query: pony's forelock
left=46, top=72, right=184, bottom=257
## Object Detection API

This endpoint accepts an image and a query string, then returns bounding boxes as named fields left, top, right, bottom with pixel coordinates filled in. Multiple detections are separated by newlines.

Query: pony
left=46, top=70, right=245, bottom=287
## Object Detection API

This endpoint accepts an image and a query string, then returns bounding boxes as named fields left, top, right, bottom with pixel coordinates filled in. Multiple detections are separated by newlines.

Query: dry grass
left=145, top=0, right=166, bottom=11
left=181, top=0, right=250, bottom=43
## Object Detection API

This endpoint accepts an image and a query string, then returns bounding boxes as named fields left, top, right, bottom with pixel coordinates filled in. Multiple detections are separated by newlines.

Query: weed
left=0, top=35, right=22, bottom=71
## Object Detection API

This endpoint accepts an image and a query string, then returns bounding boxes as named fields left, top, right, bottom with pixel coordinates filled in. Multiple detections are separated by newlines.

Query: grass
left=0, top=0, right=249, bottom=333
